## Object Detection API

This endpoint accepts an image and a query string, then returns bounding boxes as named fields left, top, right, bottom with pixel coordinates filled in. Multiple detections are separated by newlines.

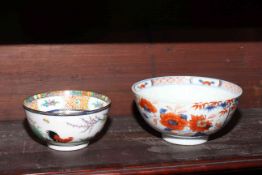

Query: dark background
left=1, top=0, right=262, bottom=43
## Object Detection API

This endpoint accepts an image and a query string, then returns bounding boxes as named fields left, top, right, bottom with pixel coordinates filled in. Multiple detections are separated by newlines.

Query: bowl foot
left=48, top=143, right=89, bottom=151
left=162, top=134, right=208, bottom=145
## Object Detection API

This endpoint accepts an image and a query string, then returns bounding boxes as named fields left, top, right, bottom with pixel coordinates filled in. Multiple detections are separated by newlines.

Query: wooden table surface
left=0, top=108, right=262, bottom=174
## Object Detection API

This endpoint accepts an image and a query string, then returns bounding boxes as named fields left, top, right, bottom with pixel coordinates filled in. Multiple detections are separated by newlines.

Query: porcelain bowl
left=132, top=76, right=242, bottom=145
left=23, top=90, right=111, bottom=151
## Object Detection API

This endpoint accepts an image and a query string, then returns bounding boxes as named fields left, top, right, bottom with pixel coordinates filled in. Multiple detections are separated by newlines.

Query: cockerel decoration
left=47, top=131, right=73, bottom=143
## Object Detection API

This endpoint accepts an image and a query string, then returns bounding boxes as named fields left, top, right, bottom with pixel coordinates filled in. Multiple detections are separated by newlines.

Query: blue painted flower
left=180, top=114, right=188, bottom=120
left=160, top=108, right=167, bottom=114
left=220, top=102, right=227, bottom=108
left=205, top=105, right=216, bottom=111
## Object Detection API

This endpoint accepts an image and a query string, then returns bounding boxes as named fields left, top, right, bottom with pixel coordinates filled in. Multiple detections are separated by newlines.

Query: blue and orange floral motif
left=192, top=98, right=238, bottom=116
left=199, top=79, right=215, bottom=86
left=189, top=115, right=212, bottom=132
left=132, top=76, right=242, bottom=143
left=138, top=82, right=148, bottom=89
left=160, top=112, right=187, bottom=131
left=139, top=98, right=157, bottom=113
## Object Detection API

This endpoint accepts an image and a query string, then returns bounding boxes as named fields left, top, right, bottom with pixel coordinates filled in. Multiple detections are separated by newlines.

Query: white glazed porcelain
left=132, top=76, right=242, bottom=145
left=23, top=90, right=111, bottom=151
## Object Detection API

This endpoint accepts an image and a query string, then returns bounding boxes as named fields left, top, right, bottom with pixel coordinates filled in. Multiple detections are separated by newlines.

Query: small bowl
left=132, top=76, right=242, bottom=145
left=23, top=90, right=111, bottom=151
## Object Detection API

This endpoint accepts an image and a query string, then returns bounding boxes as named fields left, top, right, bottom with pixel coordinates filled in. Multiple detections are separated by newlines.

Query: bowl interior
left=23, top=90, right=111, bottom=115
left=132, top=76, right=242, bottom=103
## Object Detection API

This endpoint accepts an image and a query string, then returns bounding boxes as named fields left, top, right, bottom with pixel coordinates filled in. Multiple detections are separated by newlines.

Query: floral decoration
left=192, top=98, right=238, bottom=116
left=133, top=76, right=242, bottom=140
left=189, top=115, right=212, bottom=132
left=160, top=112, right=187, bottom=131
left=139, top=82, right=148, bottom=89
left=199, top=79, right=215, bottom=86
left=139, top=98, right=157, bottom=113
left=24, top=90, right=110, bottom=112
left=42, top=99, right=59, bottom=108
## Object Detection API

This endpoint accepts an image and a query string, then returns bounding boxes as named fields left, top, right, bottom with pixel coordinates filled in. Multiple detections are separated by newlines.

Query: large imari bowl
left=23, top=90, right=111, bottom=151
left=132, top=76, right=242, bottom=145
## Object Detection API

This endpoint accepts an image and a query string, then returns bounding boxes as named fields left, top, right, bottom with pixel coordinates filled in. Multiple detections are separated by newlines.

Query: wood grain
left=0, top=109, right=262, bottom=174
left=0, top=43, right=261, bottom=120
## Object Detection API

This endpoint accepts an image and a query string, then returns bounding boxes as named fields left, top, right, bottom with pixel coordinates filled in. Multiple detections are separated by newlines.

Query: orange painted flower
left=189, top=115, right=212, bottom=132
left=160, top=113, right=187, bottom=130
left=201, top=81, right=213, bottom=86
left=139, top=98, right=157, bottom=113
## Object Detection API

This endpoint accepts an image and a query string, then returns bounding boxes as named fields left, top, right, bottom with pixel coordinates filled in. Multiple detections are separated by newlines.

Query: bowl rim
left=131, top=75, right=243, bottom=100
left=23, top=90, right=111, bottom=116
